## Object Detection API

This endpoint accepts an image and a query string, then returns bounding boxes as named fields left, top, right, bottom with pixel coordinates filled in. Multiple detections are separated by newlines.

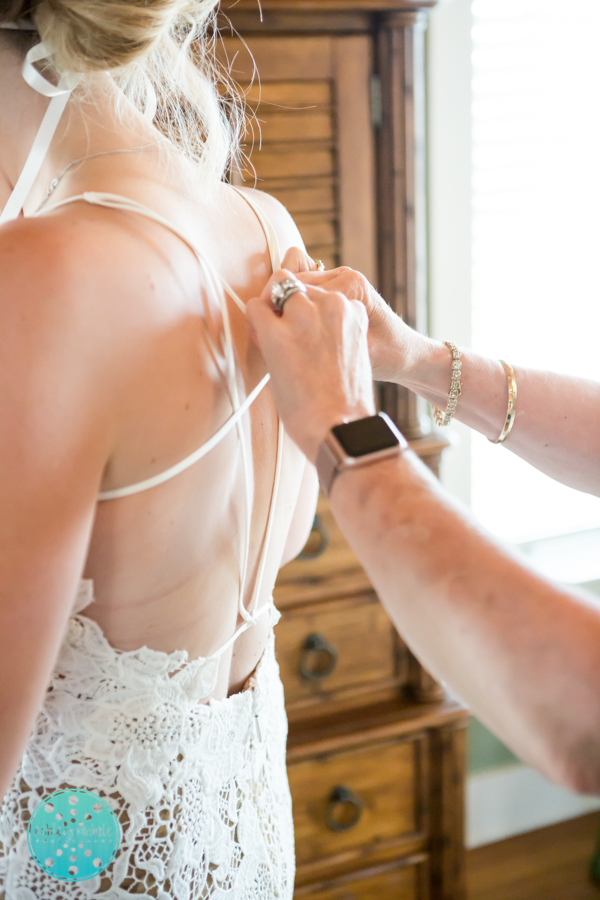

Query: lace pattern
left=0, top=605, right=294, bottom=899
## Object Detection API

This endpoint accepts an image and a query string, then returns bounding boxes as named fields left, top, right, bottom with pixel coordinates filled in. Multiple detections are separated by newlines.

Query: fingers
left=281, top=246, right=318, bottom=274
left=245, top=293, right=277, bottom=349
left=297, top=269, right=339, bottom=287
left=297, top=266, right=368, bottom=301
left=250, top=270, right=318, bottom=340
left=261, top=268, right=334, bottom=310
left=281, top=246, right=336, bottom=277
left=255, top=268, right=369, bottom=338
left=249, top=269, right=359, bottom=344
left=260, top=268, right=304, bottom=303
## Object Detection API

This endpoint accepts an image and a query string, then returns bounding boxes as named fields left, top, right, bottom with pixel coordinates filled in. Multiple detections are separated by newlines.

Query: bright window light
left=470, top=0, right=600, bottom=543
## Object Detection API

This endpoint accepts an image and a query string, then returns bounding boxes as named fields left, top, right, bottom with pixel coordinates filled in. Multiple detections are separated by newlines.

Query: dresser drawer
left=294, top=857, right=429, bottom=900
left=288, top=733, right=427, bottom=869
left=277, top=593, right=404, bottom=711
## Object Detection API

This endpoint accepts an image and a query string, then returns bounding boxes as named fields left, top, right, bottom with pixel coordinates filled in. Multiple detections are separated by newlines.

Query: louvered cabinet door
left=222, top=34, right=378, bottom=286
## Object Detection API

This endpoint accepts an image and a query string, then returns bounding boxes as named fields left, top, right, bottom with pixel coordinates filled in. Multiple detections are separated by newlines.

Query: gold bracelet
left=432, top=341, right=463, bottom=427
left=490, top=360, right=517, bottom=444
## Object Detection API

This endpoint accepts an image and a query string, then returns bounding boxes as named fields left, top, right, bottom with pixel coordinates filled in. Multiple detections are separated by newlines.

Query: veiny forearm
left=398, top=336, right=600, bottom=495
left=331, top=452, right=600, bottom=792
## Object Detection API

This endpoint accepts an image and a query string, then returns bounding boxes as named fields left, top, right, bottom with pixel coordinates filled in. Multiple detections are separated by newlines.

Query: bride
left=0, top=0, right=318, bottom=896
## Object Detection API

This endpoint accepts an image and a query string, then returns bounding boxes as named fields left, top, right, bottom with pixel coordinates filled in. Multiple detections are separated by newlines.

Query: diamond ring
left=271, top=277, right=307, bottom=312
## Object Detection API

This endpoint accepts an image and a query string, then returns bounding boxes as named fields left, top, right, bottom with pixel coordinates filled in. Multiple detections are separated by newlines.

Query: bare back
left=27, top=163, right=312, bottom=700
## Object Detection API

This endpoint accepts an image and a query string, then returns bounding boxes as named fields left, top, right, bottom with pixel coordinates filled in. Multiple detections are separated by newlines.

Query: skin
left=292, top=259, right=600, bottom=493
left=0, top=34, right=318, bottom=799
left=246, top=260, right=600, bottom=795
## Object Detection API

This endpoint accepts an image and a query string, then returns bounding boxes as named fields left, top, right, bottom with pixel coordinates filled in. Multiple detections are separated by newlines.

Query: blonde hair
left=1, top=0, right=243, bottom=188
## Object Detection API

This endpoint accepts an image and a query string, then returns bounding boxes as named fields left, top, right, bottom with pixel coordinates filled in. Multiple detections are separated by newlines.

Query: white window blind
left=470, top=0, right=600, bottom=543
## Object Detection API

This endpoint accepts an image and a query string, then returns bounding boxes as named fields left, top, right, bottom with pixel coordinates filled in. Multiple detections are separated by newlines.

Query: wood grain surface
left=294, top=855, right=430, bottom=899
left=276, top=592, right=403, bottom=710
left=289, top=734, right=424, bottom=865
left=467, top=812, right=600, bottom=900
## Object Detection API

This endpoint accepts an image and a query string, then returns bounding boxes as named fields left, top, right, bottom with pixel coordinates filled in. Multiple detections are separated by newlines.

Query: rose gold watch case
left=315, top=414, right=408, bottom=498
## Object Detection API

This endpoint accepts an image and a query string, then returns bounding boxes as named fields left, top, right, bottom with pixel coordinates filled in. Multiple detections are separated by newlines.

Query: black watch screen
left=331, top=414, right=401, bottom=458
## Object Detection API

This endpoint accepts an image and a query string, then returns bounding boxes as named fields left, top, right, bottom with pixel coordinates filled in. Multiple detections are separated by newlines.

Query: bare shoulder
left=0, top=211, right=108, bottom=313
left=0, top=212, right=124, bottom=427
left=0, top=203, right=154, bottom=329
left=233, top=186, right=306, bottom=256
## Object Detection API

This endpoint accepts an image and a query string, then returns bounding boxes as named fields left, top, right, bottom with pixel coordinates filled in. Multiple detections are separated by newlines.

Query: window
left=428, top=0, right=600, bottom=553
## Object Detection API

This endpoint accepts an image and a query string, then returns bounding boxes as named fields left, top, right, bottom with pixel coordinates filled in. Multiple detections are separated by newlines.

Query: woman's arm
left=0, top=222, right=114, bottom=798
left=296, top=266, right=600, bottom=496
left=332, top=452, right=600, bottom=794
left=247, top=273, right=600, bottom=795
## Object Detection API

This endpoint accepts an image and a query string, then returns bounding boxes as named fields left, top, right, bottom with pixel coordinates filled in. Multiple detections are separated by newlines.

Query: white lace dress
left=0, top=582, right=295, bottom=899
left=0, top=173, right=296, bottom=898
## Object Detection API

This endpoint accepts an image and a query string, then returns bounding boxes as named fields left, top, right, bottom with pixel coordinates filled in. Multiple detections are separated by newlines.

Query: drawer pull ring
left=298, top=514, right=329, bottom=560
left=299, top=632, right=338, bottom=681
left=326, top=785, right=363, bottom=832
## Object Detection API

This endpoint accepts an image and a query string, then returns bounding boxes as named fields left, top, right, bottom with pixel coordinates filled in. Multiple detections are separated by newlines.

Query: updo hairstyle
left=0, top=0, right=244, bottom=187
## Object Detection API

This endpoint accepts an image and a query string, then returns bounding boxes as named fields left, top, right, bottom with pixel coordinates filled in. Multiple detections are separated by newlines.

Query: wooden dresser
left=219, top=2, right=468, bottom=896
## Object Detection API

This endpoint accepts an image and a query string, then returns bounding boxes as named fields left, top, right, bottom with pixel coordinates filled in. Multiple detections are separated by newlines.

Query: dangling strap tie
left=0, top=43, right=77, bottom=225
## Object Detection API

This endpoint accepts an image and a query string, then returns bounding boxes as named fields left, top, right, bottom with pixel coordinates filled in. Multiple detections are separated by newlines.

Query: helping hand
left=246, top=268, right=375, bottom=463
left=280, top=248, right=425, bottom=384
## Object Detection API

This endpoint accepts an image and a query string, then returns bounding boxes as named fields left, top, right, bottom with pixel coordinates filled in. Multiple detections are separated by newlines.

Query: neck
left=0, top=36, right=164, bottom=215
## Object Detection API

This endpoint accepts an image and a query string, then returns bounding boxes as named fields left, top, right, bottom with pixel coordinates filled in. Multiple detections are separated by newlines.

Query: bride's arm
left=295, top=267, right=600, bottom=497
left=0, top=222, right=113, bottom=798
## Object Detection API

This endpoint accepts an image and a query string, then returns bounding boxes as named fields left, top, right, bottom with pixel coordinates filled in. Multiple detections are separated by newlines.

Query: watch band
left=316, top=413, right=408, bottom=498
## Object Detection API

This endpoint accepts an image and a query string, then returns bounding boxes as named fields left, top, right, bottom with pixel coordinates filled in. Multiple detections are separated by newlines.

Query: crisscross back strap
left=97, top=372, right=270, bottom=500
left=34, top=187, right=286, bottom=647
left=33, top=190, right=283, bottom=503
left=2, top=36, right=288, bottom=657
left=232, top=187, right=282, bottom=271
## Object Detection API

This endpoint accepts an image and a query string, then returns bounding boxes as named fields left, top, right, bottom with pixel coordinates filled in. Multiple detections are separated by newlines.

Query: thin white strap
left=246, top=418, right=285, bottom=619
left=21, top=42, right=79, bottom=97
left=232, top=187, right=282, bottom=271
left=0, top=44, right=77, bottom=225
left=194, top=236, right=255, bottom=615
left=0, top=92, right=68, bottom=224
left=98, top=373, right=270, bottom=500
left=224, top=190, right=283, bottom=623
left=207, top=254, right=255, bottom=621
left=34, top=189, right=282, bottom=627
left=213, top=418, right=284, bottom=645
left=37, top=191, right=262, bottom=610
left=208, top=597, right=274, bottom=660
left=37, top=190, right=265, bottom=587
left=35, top=192, right=249, bottom=315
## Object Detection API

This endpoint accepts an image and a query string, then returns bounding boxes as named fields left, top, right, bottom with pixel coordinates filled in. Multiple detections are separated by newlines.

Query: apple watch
left=315, top=412, right=408, bottom=498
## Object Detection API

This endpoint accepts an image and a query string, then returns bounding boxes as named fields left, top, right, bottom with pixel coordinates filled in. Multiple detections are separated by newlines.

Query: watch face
left=331, top=414, right=400, bottom=458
